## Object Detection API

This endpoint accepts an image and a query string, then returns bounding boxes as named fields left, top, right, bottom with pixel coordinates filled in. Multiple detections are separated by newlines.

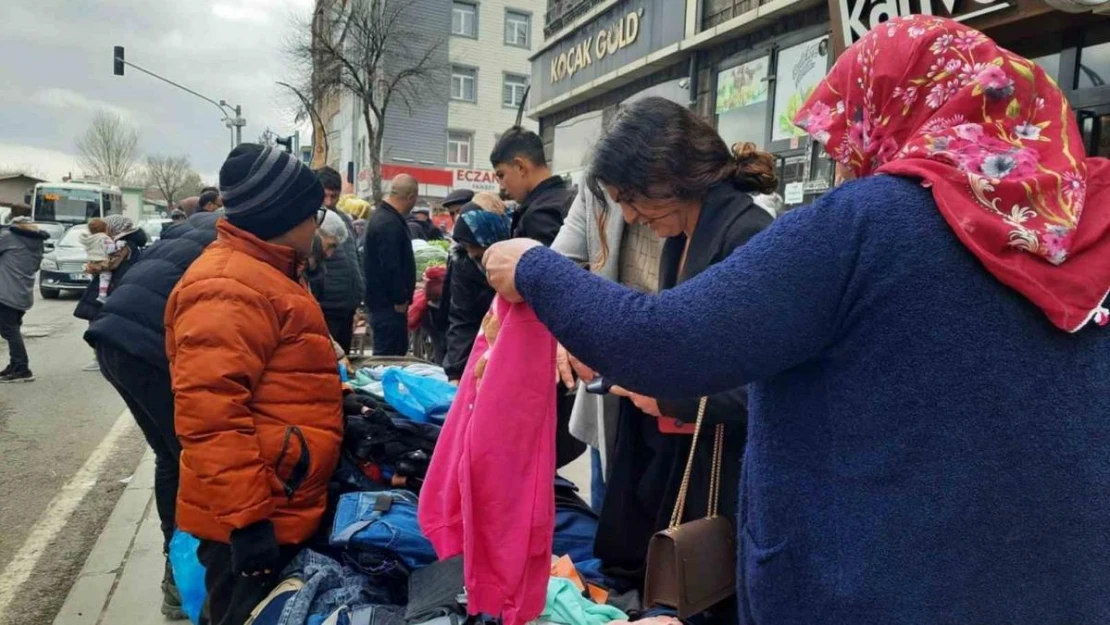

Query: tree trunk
left=361, top=104, right=384, bottom=205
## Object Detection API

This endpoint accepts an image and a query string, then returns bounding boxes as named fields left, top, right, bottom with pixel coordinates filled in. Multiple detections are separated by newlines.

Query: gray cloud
left=0, top=0, right=313, bottom=182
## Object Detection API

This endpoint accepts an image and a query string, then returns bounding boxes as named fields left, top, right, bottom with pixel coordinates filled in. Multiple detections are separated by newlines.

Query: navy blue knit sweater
left=516, top=175, right=1110, bottom=624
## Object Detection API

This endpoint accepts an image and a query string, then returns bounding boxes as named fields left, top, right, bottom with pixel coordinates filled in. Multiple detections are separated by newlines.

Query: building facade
left=319, top=0, right=545, bottom=200
left=529, top=0, right=1110, bottom=211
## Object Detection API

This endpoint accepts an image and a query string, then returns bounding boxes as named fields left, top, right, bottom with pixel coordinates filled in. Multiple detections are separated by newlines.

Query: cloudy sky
left=0, top=0, right=314, bottom=183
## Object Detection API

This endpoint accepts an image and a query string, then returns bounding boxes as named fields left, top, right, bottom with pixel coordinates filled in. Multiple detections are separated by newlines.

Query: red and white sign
left=451, top=168, right=501, bottom=193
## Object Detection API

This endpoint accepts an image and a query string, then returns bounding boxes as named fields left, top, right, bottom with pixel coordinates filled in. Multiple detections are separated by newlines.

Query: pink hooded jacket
left=418, top=296, right=557, bottom=625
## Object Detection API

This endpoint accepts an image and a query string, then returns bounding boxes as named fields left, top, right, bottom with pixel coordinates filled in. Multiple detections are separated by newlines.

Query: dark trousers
left=197, top=540, right=300, bottom=625
left=370, top=307, right=408, bottom=356
left=0, top=303, right=28, bottom=372
left=323, top=308, right=356, bottom=354
left=96, top=344, right=181, bottom=551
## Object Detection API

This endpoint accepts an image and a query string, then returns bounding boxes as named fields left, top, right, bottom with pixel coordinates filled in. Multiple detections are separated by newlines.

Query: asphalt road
left=0, top=292, right=146, bottom=625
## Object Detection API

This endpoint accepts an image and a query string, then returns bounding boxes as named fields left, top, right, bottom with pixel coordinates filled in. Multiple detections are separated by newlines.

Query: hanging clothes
left=419, top=296, right=557, bottom=625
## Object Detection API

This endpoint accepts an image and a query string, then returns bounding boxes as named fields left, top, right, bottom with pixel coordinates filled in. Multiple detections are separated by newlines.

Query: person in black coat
left=83, top=209, right=221, bottom=619
left=490, top=127, right=572, bottom=246
left=406, top=204, right=444, bottom=241
left=363, top=174, right=418, bottom=356
left=73, top=219, right=148, bottom=326
left=314, top=167, right=365, bottom=353
left=567, top=103, right=777, bottom=617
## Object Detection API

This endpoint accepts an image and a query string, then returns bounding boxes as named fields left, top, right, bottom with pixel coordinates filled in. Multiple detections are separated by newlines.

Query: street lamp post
left=113, top=46, right=245, bottom=148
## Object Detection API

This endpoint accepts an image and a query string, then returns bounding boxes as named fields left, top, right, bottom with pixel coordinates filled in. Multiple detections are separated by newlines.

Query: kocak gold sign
left=550, top=8, right=644, bottom=84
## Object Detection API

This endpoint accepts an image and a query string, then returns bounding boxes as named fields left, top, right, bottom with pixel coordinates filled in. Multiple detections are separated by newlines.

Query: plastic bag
left=169, top=529, right=207, bottom=624
left=382, top=368, right=456, bottom=424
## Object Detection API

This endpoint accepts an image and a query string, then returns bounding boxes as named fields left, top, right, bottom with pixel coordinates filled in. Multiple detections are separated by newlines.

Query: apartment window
left=451, top=66, right=477, bottom=102
left=447, top=132, right=472, bottom=166
left=503, top=73, right=528, bottom=108
left=452, top=2, right=477, bottom=37
left=505, top=10, right=531, bottom=48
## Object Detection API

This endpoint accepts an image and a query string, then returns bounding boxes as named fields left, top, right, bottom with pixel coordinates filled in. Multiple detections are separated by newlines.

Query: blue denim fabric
left=276, top=550, right=404, bottom=625
left=552, top=506, right=597, bottom=563
left=330, top=490, right=437, bottom=571
left=341, top=551, right=408, bottom=605
left=589, top=447, right=606, bottom=513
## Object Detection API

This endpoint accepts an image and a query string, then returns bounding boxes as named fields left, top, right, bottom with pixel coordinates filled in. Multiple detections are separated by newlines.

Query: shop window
left=715, top=56, right=770, bottom=148
left=505, top=10, right=531, bottom=48
left=553, top=110, right=604, bottom=175
left=451, top=66, right=477, bottom=102
left=503, top=74, right=529, bottom=108
left=452, top=2, right=477, bottom=38
left=771, top=36, right=829, bottom=145
left=1033, top=53, right=1061, bottom=80
left=1078, top=43, right=1110, bottom=89
left=447, top=132, right=473, bottom=166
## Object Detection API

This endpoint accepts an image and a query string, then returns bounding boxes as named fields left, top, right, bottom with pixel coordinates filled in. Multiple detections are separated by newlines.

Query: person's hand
left=482, top=239, right=543, bottom=303
left=556, top=344, right=596, bottom=389
left=229, top=520, right=280, bottom=578
left=394, top=303, right=408, bottom=313
left=611, top=386, right=664, bottom=418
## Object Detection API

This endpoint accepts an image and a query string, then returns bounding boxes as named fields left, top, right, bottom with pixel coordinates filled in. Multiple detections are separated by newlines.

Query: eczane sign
left=452, top=169, right=501, bottom=192
left=837, top=0, right=1014, bottom=45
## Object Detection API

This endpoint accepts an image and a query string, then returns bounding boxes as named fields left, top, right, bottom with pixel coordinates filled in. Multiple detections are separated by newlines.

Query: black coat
left=84, top=211, right=220, bottom=370
left=511, top=176, right=572, bottom=246
left=594, top=183, right=772, bottom=587
left=363, top=202, right=416, bottom=311
left=73, top=229, right=148, bottom=322
left=440, top=248, right=495, bottom=380
left=317, top=209, right=365, bottom=313
left=407, top=216, right=444, bottom=242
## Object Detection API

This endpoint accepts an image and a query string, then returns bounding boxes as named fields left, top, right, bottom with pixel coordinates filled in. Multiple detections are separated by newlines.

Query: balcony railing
left=544, top=0, right=606, bottom=39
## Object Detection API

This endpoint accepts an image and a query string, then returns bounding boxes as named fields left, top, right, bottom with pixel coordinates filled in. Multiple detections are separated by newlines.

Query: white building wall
left=447, top=0, right=544, bottom=170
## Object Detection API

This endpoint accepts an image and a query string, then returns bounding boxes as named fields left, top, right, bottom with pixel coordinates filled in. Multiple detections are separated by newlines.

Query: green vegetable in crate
left=412, top=240, right=449, bottom=280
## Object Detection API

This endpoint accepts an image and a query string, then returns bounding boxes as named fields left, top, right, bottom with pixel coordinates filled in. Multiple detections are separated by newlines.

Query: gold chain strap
left=667, top=397, right=725, bottom=529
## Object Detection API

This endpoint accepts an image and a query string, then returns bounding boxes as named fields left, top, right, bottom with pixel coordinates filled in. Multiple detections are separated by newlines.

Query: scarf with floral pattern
left=794, top=15, right=1110, bottom=332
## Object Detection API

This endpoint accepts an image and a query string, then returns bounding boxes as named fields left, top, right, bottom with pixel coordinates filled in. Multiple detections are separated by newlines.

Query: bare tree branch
left=75, top=111, right=140, bottom=186
left=145, top=155, right=195, bottom=206
left=286, top=0, right=448, bottom=202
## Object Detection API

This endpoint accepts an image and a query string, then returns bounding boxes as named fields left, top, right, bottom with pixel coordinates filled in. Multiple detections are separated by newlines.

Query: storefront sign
left=451, top=168, right=501, bottom=192
left=550, top=9, right=642, bottom=84
left=772, top=36, right=830, bottom=143
left=784, top=182, right=806, bottom=205
left=716, top=57, right=770, bottom=114
left=532, top=0, right=686, bottom=104
left=837, top=0, right=1014, bottom=45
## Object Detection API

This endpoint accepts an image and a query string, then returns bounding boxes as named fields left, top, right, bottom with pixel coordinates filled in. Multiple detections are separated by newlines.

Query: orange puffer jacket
left=166, top=219, right=343, bottom=545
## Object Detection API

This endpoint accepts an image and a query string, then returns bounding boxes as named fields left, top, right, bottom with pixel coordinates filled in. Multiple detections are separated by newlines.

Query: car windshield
left=35, top=187, right=101, bottom=224
left=57, top=226, right=89, bottom=248
left=32, top=223, right=67, bottom=240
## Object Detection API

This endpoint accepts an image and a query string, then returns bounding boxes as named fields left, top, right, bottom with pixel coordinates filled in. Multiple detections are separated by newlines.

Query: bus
left=27, top=181, right=124, bottom=225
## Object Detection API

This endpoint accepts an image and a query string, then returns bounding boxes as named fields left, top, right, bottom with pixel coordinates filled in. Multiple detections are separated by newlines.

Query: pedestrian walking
left=314, top=166, right=364, bottom=354
left=0, top=217, right=50, bottom=383
left=84, top=208, right=221, bottom=619
left=166, top=144, right=342, bottom=625
left=490, top=127, right=571, bottom=245
left=482, top=17, right=1110, bottom=623
left=363, top=174, right=418, bottom=356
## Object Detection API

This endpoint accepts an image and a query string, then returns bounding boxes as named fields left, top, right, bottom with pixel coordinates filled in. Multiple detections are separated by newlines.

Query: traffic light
left=274, top=135, right=295, bottom=152
left=113, top=46, right=125, bottom=76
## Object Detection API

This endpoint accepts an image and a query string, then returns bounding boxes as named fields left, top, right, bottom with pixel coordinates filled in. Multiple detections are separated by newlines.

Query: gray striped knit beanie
left=219, top=143, right=323, bottom=240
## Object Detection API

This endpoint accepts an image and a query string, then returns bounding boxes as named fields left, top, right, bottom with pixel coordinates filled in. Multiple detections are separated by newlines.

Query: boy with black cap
left=166, top=144, right=343, bottom=625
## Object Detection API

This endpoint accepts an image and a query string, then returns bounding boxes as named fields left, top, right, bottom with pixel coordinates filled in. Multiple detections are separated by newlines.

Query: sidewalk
left=52, top=449, right=168, bottom=625
left=54, top=449, right=593, bottom=625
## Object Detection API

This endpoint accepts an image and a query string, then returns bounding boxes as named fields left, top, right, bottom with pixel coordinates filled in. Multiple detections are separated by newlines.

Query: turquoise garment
left=539, top=577, right=627, bottom=625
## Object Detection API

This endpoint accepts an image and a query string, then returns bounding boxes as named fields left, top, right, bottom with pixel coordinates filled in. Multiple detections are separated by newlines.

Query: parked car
left=31, top=222, right=67, bottom=252
left=39, top=225, right=91, bottom=299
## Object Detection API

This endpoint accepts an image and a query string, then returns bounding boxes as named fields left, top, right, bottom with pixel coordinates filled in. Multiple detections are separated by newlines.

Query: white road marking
left=0, top=410, right=134, bottom=620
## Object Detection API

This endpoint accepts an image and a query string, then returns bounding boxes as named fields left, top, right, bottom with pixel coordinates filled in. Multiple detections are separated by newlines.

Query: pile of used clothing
left=247, top=365, right=630, bottom=625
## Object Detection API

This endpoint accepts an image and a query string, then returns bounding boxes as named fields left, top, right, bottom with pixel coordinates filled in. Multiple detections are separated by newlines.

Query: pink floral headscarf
left=794, top=16, right=1110, bottom=332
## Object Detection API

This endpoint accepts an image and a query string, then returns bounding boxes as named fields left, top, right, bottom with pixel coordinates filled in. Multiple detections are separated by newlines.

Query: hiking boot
left=161, top=560, right=186, bottom=620
left=0, top=370, right=34, bottom=383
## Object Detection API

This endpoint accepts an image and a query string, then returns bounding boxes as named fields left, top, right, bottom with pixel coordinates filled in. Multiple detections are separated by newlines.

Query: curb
left=52, top=449, right=155, bottom=625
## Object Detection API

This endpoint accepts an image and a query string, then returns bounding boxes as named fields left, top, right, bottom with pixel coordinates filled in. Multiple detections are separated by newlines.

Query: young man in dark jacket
left=490, top=127, right=572, bottom=246
left=84, top=209, right=221, bottom=618
left=314, top=167, right=365, bottom=353
left=0, top=218, right=50, bottom=382
left=363, top=174, right=418, bottom=355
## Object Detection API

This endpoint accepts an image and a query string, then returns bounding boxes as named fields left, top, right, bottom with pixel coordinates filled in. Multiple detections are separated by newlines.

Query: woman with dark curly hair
left=562, top=96, right=776, bottom=613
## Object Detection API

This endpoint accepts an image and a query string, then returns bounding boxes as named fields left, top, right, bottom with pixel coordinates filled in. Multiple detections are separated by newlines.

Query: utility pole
left=113, top=46, right=246, bottom=147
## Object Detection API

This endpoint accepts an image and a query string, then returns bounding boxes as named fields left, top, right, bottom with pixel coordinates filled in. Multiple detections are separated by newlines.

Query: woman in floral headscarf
left=478, top=16, right=1110, bottom=624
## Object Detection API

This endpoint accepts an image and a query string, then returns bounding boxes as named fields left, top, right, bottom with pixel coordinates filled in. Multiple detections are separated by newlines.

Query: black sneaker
left=0, top=370, right=34, bottom=383
left=161, top=560, right=185, bottom=620
left=0, top=365, right=10, bottom=377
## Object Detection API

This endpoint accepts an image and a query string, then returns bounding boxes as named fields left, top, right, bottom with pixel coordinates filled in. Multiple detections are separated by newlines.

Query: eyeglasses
left=316, top=207, right=327, bottom=226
